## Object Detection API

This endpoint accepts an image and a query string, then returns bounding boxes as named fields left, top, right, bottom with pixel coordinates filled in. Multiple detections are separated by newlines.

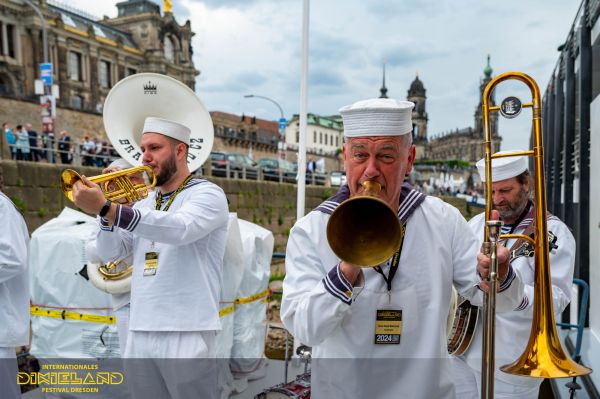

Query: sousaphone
left=103, top=72, right=214, bottom=173
left=88, top=73, right=214, bottom=294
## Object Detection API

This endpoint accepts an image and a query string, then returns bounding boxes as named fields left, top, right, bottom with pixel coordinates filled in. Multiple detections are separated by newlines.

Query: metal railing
left=3, top=144, right=331, bottom=185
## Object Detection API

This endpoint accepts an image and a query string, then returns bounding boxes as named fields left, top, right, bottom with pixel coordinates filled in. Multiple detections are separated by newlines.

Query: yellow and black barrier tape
left=30, top=306, right=116, bottom=325
left=219, top=288, right=270, bottom=317
left=32, top=288, right=271, bottom=323
left=234, top=288, right=270, bottom=305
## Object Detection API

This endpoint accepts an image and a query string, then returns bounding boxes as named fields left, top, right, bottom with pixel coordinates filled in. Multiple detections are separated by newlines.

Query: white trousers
left=123, top=330, right=217, bottom=399
left=452, top=356, right=541, bottom=399
left=0, top=347, right=20, bottom=399
left=114, top=304, right=130, bottom=356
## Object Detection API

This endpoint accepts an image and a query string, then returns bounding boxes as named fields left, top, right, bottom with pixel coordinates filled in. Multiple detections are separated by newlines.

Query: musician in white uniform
left=281, top=98, right=524, bottom=399
left=0, top=192, right=29, bottom=399
left=72, top=117, right=228, bottom=399
left=453, top=153, right=576, bottom=399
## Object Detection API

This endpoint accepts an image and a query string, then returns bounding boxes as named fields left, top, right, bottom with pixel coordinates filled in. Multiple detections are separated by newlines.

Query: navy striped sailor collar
left=315, top=182, right=426, bottom=225
left=512, top=200, right=558, bottom=232
left=156, top=176, right=207, bottom=203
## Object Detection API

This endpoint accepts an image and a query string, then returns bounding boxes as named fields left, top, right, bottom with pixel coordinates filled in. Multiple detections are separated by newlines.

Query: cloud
left=66, top=0, right=580, bottom=152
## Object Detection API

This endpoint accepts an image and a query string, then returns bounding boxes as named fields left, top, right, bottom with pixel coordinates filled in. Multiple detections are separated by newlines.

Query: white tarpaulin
left=29, top=207, right=120, bottom=359
left=216, top=213, right=245, bottom=358
left=230, top=220, right=273, bottom=378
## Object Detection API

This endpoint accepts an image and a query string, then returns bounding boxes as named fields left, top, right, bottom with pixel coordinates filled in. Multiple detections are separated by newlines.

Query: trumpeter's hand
left=72, top=175, right=105, bottom=215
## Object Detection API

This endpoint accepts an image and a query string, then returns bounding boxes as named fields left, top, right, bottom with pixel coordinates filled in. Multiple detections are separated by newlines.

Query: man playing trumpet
left=72, top=117, right=228, bottom=399
left=281, top=98, right=524, bottom=399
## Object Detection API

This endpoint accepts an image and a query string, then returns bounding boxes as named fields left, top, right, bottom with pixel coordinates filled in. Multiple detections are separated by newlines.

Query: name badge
left=374, top=309, right=402, bottom=345
left=143, top=252, right=159, bottom=276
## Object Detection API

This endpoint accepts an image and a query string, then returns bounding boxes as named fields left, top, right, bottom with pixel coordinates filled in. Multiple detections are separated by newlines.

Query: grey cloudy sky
left=68, top=0, right=579, bottom=151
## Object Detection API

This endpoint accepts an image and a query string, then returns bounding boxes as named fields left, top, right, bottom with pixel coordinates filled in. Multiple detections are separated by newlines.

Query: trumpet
left=61, top=165, right=156, bottom=203
left=480, top=72, right=591, bottom=398
left=326, top=181, right=404, bottom=267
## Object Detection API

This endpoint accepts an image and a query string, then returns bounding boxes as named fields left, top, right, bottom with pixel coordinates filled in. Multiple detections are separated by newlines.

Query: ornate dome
left=408, top=74, right=425, bottom=96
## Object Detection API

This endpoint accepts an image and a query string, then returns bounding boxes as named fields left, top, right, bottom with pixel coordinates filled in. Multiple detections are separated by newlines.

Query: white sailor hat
left=142, top=117, right=191, bottom=145
left=476, top=150, right=529, bottom=182
left=107, top=158, right=132, bottom=170
left=339, top=98, right=414, bottom=137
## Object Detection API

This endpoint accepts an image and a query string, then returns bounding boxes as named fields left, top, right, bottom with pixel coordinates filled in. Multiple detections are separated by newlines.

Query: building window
left=336, top=136, right=339, bottom=147
left=319, top=132, right=322, bottom=144
left=0, top=74, right=13, bottom=96
left=68, top=51, right=82, bottom=81
left=99, top=60, right=111, bottom=88
left=164, top=36, right=175, bottom=63
left=296, top=131, right=299, bottom=143
left=71, top=95, right=83, bottom=109
left=313, top=131, right=316, bottom=143
left=1, top=22, right=16, bottom=58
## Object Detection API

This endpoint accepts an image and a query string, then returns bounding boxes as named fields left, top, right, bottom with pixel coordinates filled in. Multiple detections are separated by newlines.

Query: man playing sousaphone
left=72, top=116, right=228, bottom=399
left=281, top=98, right=524, bottom=399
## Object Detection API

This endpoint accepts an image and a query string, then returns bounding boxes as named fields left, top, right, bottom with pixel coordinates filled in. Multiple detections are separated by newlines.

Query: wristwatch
left=99, top=200, right=112, bottom=217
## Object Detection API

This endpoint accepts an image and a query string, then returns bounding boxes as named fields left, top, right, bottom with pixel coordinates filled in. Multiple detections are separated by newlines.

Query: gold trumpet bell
left=61, top=166, right=156, bottom=204
left=326, top=181, right=404, bottom=268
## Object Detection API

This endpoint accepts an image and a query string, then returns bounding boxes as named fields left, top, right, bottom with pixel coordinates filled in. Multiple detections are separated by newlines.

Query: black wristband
left=99, top=200, right=112, bottom=217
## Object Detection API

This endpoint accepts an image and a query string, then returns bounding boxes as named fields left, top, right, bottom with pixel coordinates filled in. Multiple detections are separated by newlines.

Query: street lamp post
left=244, top=94, right=287, bottom=160
left=24, top=0, right=55, bottom=163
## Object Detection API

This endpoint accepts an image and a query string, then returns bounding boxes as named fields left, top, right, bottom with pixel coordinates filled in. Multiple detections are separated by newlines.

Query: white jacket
left=0, top=192, right=29, bottom=347
left=282, top=187, right=523, bottom=399
left=96, top=178, right=228, bottom=332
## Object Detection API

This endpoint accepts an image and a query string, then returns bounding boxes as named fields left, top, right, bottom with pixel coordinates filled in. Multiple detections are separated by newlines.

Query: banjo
left=446, top=231, right=558, bottom=355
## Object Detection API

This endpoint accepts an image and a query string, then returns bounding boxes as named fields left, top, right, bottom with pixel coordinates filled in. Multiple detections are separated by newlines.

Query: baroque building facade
left=0, top=0, right=196, bottom=114
left=284, top=113, right=344, bottom=157
left=426, top=56, right=501, bottom=162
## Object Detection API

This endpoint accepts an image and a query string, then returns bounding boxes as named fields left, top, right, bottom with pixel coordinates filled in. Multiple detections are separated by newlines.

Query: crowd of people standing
left=3, top=121, right=117, bottom=167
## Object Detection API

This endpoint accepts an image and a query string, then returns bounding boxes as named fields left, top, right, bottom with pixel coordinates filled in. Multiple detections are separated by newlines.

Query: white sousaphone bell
left=87, top=72, right=214, bottom=294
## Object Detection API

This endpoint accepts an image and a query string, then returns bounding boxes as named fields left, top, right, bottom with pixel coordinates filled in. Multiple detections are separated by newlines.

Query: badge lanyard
left=144, top=175, right=193, bottom=276
left=149, top=174, right=193, bottom=249
left=373, top=226, right=405, bottom=304
left=155, top=174, right=193, bottom=211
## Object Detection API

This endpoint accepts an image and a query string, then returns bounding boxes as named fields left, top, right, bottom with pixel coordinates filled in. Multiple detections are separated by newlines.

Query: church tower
left=474, top=55, right=498, bottom=139
left=407, top=73, right=428, bottom=143
left=473, top=55, right=501, bottom=158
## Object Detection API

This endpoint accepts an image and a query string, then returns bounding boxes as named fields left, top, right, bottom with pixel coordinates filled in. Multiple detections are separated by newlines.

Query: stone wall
left=0, top=160, right=332, bottom=253
left=0, top=97, right=106, bottom=140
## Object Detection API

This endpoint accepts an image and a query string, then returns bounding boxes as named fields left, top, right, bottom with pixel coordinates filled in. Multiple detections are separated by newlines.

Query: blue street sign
left=40, top=63, right=53, bottom=86
left=279, top=117, right=287, bottom=130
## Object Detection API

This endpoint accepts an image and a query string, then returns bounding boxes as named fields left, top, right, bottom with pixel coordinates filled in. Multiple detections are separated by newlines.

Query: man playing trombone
left=453, top=153, right=576, bottom=399
left=281, top=98, right=525, bottom=399
left=71, top=117, right=229, bottom=399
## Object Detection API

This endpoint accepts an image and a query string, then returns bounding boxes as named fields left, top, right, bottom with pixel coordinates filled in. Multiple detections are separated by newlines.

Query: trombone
left=480, top=72, right=591, bottom=399
left=61, top=165, right=156, bottom=204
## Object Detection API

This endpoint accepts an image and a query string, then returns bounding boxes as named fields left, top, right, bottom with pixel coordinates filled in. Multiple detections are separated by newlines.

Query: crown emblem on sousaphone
left=103, top=73, right=214, bottom=173
left=143, top=81, right=157, bottom=94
